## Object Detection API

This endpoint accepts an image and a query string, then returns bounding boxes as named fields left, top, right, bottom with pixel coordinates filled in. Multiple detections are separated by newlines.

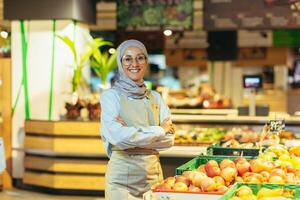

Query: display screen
left=243, top=75, right=263, bottom=89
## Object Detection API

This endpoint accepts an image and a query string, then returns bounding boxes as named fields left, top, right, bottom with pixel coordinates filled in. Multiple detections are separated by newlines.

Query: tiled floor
left=0, top=189, right=105, bottom=200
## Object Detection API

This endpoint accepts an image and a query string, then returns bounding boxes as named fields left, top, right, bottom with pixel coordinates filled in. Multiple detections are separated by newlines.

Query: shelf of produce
left=171, top=109, right=238, bottom=116
left=172, top=115, right=300, bottom=125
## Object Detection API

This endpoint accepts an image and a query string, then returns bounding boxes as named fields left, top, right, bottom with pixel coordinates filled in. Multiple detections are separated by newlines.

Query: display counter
left=23, top=120, right=206, bottom=191
left=23, top=115, right=300, bottom=192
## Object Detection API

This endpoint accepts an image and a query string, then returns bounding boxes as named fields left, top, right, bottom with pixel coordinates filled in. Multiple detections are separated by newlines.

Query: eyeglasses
left=121, top=54, right=147, bottom=65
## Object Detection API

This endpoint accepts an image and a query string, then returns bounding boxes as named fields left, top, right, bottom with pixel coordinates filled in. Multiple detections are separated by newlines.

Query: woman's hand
left=116, top=116, right=127, bottom=126
left=160, top=117, right=175, bottom=135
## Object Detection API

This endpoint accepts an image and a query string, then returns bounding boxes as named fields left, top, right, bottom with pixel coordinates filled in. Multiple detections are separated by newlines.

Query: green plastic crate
left=175, top=155, right=256, bottom=175
left=207, top=142, right=262, bottom=156
left=220, top=183, right=300, bottom=199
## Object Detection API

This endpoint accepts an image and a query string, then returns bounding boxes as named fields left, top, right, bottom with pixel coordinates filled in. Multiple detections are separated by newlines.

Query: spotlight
left=0, top=31, right=8, bottom=39
left=108, top=48, right=116, bottom=54
left=163, top=29, right=172, bottom=37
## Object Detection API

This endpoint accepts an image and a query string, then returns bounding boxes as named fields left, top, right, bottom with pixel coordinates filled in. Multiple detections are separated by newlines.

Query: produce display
left=175, top=126, right=225, bottom=145
left=153, top=145, right=300, bottom=193
left=223, top=184, right=298, bottom=200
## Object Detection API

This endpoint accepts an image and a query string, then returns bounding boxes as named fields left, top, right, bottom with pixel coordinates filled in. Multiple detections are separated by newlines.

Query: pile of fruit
left=175, top=127, right=225, bottom=145
left=229, top=185, right=296, bottom=200
left=153, top=145, right=300, bottom=195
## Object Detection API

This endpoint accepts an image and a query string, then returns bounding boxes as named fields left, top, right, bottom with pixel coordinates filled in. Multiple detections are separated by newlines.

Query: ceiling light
left=163, top=30, right=172, bottom=37
left=0, top=31, right=8, bottom=39
left=108, top=48, right=116, bottom=54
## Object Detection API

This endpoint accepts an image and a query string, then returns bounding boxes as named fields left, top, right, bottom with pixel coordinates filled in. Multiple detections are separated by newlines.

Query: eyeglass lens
left=122, top=54, right=147, bottom=65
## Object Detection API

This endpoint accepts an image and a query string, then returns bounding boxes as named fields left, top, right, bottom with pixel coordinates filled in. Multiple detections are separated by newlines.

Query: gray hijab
left=113, top=39, right=148, bottom=99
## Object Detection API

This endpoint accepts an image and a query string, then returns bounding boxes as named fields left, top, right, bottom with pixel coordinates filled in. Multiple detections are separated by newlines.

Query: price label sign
left=269, top=120, right=285, bottom=132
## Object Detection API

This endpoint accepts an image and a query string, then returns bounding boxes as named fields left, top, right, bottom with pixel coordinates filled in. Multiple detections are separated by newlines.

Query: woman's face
left=121, top=46, right=148, bottom=82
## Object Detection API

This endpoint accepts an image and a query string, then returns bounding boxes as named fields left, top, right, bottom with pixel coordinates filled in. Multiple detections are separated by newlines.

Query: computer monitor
left=243, top=75, right=263, bottom=89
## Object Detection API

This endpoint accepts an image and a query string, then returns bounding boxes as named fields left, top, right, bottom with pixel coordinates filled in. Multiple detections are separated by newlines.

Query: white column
left=11, top=20, right=90, bottom=178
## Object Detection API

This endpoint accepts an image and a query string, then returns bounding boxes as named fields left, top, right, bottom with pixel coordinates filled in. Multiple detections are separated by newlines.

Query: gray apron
left=105, top=91, right=163, bottom=200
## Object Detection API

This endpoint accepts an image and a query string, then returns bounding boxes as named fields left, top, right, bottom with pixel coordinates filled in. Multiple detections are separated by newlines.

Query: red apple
left=236, top=160, right=250, bottom=176
left=234, top=157, right=247, bottom=164
left=205, top=162, right=221, bottom=177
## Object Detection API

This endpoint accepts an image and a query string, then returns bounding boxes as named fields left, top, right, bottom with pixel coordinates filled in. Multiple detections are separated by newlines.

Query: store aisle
left=0, top=189, right=105, bottom=200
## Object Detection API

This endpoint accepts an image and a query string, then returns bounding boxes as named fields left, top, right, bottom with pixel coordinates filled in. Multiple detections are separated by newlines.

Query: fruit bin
left=207, top=142, right=262, bottom=156
left=146, top=190, right=222, bottom=200
left=219, top=183, right=300, bottom=199
left=175, top=155, right=256, bottom=175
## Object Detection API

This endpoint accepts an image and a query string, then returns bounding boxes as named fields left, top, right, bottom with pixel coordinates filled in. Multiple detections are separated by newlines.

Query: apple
left=235, top=176, right=243, bottom=182
left=206, top=160, right=219, bottom=167
left=269, top=175, right=285, bottom=184
left=262, top=160, right=275, bottom=172
left=191, top=172, right=207, bottom=187
left=197, top=164, right=206, bottom=173
left=270, top=168, right=286, bottom=179
left=220, top=159, right=235, bottom=170
left=165, top=176, right=176, bottom=188
left=182, top=170, right=196, bottom=181
left=286, top=173, right=297, bottom=184
left=221, top=167, right=237, bottom=183
left=154, top=183, right=172, bottom=191
left=217, top=185, right=228, bottom=193
left=188, top=185, right=201, bottom=192
left=173, top=182, right=188, bottom=192
left=250, top=159, right=265, bottom=173
left=234, top=157, right=247, bottom=164
left=205, top=162, right=221, bottom=177
left=236, top=160, right=250, bottom=176
left=200, top=177, right=216, bottom=192
left=213, top=176, right=225, bottom=187
left=236, top=185, right=253, bottom=197
left=175, top=175, right=191, bottom=186
left=243, top=176, right=261, bottom=183
left=260, top=171, right=270, bottom=182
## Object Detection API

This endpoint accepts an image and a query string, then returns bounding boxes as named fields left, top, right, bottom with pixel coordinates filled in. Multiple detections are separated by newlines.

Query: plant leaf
left=56, top=35, right=77, bottom=64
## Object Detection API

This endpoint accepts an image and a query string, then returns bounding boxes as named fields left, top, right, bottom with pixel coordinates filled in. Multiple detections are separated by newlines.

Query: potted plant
left=57, top=34, right=112, bottom=120
left=87, top=41, right=117, bottom=121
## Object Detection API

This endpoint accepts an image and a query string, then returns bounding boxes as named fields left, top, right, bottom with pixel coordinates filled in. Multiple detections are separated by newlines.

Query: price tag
left=269, top=119, right=285, bottom=132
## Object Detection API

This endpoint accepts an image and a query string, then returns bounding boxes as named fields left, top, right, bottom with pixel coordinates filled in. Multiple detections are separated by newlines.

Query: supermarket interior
left=1, top=0, right=300, bottom=200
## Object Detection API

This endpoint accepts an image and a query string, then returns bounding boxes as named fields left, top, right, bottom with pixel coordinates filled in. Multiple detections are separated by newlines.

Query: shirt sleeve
left=143, top=91, right=174, bottom=150
left=100, top=89, right=166, bottom=151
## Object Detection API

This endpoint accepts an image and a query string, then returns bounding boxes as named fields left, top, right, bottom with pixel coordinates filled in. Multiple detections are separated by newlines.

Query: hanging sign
left=117, top=0, right=193, bottom=30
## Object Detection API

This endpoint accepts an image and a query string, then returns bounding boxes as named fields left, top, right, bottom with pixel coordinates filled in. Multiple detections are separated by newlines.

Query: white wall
left=11, top=20, right=90, bottom=178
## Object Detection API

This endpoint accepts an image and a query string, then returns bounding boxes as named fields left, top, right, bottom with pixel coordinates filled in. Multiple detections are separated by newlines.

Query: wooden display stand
left=0, top=58, right=12, bottom=190
left=23, top=120, right=107, bottom=191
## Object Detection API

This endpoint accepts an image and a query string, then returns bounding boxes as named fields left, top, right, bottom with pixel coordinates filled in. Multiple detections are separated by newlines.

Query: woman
left=100, top=39, right=175, bottom=200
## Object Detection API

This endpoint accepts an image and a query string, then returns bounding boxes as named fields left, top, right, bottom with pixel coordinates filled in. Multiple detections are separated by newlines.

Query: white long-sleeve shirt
left=100, top=89, right=174, bottom=158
